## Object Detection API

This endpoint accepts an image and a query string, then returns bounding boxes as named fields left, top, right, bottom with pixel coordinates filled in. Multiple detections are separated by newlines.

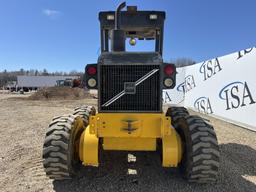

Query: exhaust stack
left=111, top=2, right=126, bottom=52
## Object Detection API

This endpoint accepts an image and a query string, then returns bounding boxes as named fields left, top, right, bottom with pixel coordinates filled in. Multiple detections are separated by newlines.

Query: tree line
left=0, top=58, right=196, bottom=87
left=170, top=58, right=196, bottom=68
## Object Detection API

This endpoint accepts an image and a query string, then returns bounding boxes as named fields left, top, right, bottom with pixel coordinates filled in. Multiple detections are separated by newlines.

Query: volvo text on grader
left=43, top=2, right=220, bottom=183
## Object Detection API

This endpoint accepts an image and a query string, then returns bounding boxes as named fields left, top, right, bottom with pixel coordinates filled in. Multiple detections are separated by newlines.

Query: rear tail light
left=85, top=64, right=98, bottom=89
left=87, top=66, right=97, bottom=75
left=164, top=65, right=175, bottom=76
left=163, top=63, right=176, bottom=89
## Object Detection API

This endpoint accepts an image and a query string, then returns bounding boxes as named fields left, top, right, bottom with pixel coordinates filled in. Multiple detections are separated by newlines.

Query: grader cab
left=43, top=2, right=220, bottom=183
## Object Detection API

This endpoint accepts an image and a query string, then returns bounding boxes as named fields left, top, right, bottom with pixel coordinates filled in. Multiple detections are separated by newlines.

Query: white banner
left=164, top=47, right=256, bottom=131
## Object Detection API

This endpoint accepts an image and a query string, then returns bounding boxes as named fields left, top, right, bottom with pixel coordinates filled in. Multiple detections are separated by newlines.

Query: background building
left=17, top=76, right=79, bottom=90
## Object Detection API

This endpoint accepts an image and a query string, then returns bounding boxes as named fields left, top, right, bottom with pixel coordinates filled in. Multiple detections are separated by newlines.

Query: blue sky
left=0, top=0, right=255, bottom=72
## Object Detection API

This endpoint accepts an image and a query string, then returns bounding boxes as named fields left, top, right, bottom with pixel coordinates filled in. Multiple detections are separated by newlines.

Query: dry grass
left=28, top=87, right=89, bottom=100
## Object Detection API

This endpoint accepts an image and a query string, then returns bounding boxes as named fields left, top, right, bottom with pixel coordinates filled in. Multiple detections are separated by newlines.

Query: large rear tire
left=166, top=106, right=189, bottom=127
left=166, top=107, right=220, bottom=183
left=73, top=105, right=96, bottom=124
left=178, top=115, right=220, bottom=183
left=42, top=106, right=95, bottom=180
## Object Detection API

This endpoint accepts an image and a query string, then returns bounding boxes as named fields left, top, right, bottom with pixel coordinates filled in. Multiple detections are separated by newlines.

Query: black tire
left=73, top=105, right=96, bottom=124
left=177, top=115, right=220, bottom=183
left=166, top=106, right=189, bottom=128
left=42, top=106, right=95, bottom=180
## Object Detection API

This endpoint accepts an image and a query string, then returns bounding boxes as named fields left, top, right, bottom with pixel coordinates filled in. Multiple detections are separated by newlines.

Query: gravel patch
left=0, top=95, right=255, bottom=192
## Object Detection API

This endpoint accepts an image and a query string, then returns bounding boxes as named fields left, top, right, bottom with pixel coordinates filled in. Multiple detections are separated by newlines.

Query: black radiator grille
left=100, top=65, right=160, bottom=112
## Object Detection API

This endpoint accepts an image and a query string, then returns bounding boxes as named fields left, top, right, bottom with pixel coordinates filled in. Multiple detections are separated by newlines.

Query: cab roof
left=99, top=11, right=165, bottom=39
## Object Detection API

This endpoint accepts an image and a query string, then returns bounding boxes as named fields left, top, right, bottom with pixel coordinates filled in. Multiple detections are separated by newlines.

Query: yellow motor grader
left=43, top=2, right=220, bottom=183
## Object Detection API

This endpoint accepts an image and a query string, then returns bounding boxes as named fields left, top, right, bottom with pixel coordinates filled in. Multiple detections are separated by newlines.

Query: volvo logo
left=124, top=82, right=136, bottom=94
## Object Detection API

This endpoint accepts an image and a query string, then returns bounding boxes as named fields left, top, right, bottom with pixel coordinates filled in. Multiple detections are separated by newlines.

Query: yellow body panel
left=162, top=127, right=183, bottom=167
left=103, top=137, right=156, bottom=151
left=79, top=113, right=183, bottom=168
left=89, top=113, right=171, bottom=138
left=79, top=127, right=99, bottom=167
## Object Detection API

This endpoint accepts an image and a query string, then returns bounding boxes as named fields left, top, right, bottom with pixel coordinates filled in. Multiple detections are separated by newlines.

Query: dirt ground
left=0, top=93, right=255, bottom=192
